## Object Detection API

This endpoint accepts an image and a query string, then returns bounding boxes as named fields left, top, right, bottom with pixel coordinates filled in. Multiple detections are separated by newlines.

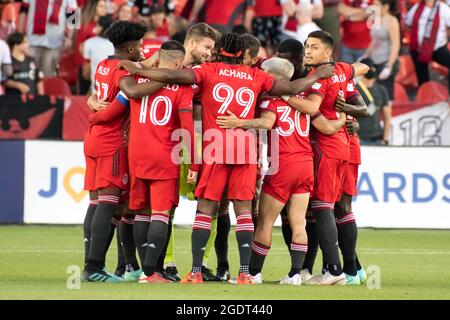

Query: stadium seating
left=395, top=55, right=418, bottom=89
left=416, top=81, right=449, bottom=105
left=394, top=82, right=409, bottom=103
left=42, top=77, right=72, bottom=97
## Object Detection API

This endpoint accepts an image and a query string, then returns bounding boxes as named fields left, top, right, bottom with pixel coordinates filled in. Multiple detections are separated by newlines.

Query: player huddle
left=81, top=20, right=370, bottom=286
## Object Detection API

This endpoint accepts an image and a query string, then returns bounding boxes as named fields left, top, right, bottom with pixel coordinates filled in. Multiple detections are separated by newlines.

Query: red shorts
left=194, top=163, right=257, bottom=201
left=312, top=146, right=347, bottom=203
left=341, top=162, right=359, bottom=196
left=129, top=175, right=179, bottom=211
left=262, top=161, right=314, bottom=204
left=84, top=147, right=129, bottom=191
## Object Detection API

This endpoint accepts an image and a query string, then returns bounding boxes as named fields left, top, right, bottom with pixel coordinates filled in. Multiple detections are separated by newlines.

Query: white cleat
left=299, top=269, right=314, bottom=283
left=252, top=273, right=263, bottom=284
left=318, top=271, right=346, bottom=285
left=280, top=274, right=302, bottom=285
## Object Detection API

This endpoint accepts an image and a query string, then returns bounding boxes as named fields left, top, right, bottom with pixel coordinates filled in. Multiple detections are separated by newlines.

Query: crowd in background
left=0, top=0, right=448, bottom=104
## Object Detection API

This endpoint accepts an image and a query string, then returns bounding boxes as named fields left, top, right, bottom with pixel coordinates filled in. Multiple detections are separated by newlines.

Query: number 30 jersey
left=190, top=62, right=276, bottom=164
left=259, top=97, right=313, bottom=166
left=128, top=77, right=196, bottom=180
left=84, top=56, right=130, bottom=157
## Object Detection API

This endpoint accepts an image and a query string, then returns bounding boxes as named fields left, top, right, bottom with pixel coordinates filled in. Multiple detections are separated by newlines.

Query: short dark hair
left=185, top=23, right=220, bottom=43
left=105, top=21, right=147, bottom=49
left=7, top=32, right=25, bottom=49
left=307, top=30, right=334, bottom=49
left=161, top=40, right=186, bottom=54
left=277, top=39, right=303, bottom=60
left=232, top=24, right=248, bottom=35
left=98, top=15, right=113, bottom=37
left=240, top=34, right=260, bottom=58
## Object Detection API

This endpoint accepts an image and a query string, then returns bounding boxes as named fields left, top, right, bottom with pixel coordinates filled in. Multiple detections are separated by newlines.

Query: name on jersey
left=331, top=74, right=347, bottom=84
left=97, top=66, right=111, bottom=76
left=219, top=69, right=253, bottom=81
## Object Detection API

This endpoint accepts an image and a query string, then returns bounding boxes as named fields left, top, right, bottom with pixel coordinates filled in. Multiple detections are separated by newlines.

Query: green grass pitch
left=1, top=225, right=450, bottom=300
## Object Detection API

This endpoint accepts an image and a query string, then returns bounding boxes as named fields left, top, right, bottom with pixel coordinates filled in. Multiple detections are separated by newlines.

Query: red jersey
left=341, top=0, right=373, bottom=49
left=345, top=80, right=361, bottom=165
left=142, top=38, right=163, bottom=60
left=190, top=62, right=276, bottom=164
left=259, top=97, right=313, bottom=165
left=251, top=0, right=283, bottom=17
left=84, top=57, right=130, bottom=157
left=204, top=0, right=249, bottom=26
left=128, top=77, right=196, bottom=180
left=307, top=62, right=355, bottom=161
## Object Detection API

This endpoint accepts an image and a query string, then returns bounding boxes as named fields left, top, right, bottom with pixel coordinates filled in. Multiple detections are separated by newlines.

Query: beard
left=190, top=49, right=208, bottom=65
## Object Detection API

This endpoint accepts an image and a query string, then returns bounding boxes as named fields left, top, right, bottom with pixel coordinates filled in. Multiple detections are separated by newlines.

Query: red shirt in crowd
left=341, top=0, right=373, bottom=50
left=204, top=0, right=250, bottom=26
left=250, top=0, right=283, bottom=17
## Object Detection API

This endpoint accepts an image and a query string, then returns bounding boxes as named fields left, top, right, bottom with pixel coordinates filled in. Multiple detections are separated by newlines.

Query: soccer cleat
left=299, top=269, right=314, bottom=283
left=202, top=266, right=219, bottom=281
left=237, top=273, right=261, bottom=285
left=180, top=272, right=203, bottom=284
left=139, top=272, right=172, bottom=284
left=114, top=267, right=125, bottom=278
left=164, top=267, right=181, bottom=282
left=280, top=274, right=302, bottom=285
left=357, top=268, right=367, bottom=283
left=216, top=268, right=231, bottom=281
left=318, top=271, right=346, bottom=285
left=123, top=269, right=142, bottom=282
left=85, top=270, right=124, bottom=283
left=345, top=273, right=361, bottom=286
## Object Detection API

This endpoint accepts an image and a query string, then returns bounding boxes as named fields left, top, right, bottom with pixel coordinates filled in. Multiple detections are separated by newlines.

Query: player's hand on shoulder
left=315, top=64, right=334, bottom=79
left=118, top=60, right=142, bottom=73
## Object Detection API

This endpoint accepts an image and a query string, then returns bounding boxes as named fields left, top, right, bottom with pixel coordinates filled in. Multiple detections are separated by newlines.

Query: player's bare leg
left=280, top=193, right=309, bottom=285
left=248, top=192, right=284, bottom=284
left=181, top=198, right=218, bottom=284
left=139, top=209, right=172, bottom=284
left=335, top=193, right=363, bottom=285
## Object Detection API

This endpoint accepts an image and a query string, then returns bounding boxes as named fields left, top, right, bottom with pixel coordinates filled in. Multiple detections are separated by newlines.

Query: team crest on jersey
left=122, top=173, right=129, bottom=186
left=312, top=82, right=322, bottom=90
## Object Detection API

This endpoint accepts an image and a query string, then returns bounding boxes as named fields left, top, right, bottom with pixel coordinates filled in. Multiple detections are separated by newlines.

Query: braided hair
left=214, top=33, right=245, bottom=65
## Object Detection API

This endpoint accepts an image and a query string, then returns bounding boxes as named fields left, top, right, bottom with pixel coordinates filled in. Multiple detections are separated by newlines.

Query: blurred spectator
left=356, top=58, right=391, bottom=145
left=117, top=2, right=133, bottom=21
left=148, top=4, right=170, bottom=41
left=188, top=0, right=253, bottom=33
left=142, top=25, right=163, bottom=59
left=338, top=0, right=373, bottom=63
left=74, top=0, right=107, bottom=94
left=18, top=0, right=79, bottom=77
left=0, top=38, right=12, bottom=94
left=4, top=32, right=44, bottom=95
left=246, top=0, right=283, bottom=54
left=169, top=15, right=188, bottom=42
left=405, top=0, right=450, bottom=91
left=316, top=0, right=341, bottom=55
left=365, top=0, right=400, bottom=100
left=279, top=0, right=323, bottom=44
left=0, top=1, right=18, bottom=39
left=82, top=15, right=114, bottom=92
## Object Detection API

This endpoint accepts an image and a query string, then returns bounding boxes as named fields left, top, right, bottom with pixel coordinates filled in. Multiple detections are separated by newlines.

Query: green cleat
left=86, top=270, right=124, bottom=283
left=345, top=273, right=361, bottom=286
left=357, top=268, right=367, bottom=283
left=123, top=269, right=142, bottom=282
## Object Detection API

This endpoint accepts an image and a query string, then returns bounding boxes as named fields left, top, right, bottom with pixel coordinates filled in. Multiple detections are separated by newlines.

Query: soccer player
left=89, top=40, right=199, bottom=284
left=273, top=30, right=361, bottom=285
left=215, top=57, right=348, bottom=285
left=82, top=21, right=164, bottom=282
left=119, top=32, right=335, bottom=285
